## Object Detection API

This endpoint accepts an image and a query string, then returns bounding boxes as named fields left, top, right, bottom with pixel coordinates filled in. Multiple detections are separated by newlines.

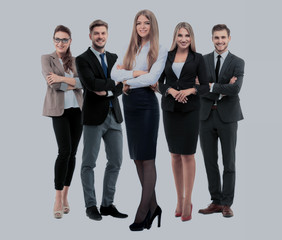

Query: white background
left=1, top=0, right=281, bottom=239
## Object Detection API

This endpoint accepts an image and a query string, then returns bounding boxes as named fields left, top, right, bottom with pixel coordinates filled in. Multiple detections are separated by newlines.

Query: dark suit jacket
left=200, top=51, right=245, bottom=123
left=76, top=48, right=123, bottom=125
left=158, top=49, right=209, bottom=112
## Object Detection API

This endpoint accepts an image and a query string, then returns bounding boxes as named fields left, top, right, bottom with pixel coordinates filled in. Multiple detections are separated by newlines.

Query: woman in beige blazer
left=41, top=25, right=83, bottom=219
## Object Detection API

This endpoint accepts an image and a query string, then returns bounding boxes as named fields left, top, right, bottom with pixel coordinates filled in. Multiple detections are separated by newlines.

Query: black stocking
left=134, top=159, right=158, bottom=223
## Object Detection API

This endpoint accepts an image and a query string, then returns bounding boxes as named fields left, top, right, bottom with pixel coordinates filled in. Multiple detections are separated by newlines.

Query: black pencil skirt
left=122, top=87, right=159, bottom=161
left=163, top=109, right=199, bottom=155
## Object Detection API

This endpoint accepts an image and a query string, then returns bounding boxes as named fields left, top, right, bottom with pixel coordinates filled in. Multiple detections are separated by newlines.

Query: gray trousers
left=81, top=110, right=123, bottom=208
left=199, top=109, right=237, bottom=206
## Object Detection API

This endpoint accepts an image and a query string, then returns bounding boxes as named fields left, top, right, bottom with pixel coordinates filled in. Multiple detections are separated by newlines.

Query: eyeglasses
left=53, top=38, right=70, bottom=44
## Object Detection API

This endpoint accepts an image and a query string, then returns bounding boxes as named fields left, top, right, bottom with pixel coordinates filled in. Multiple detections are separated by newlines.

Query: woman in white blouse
left=111, top=9, right=167, bottom=231
left=41, top=25, right=83, bottom=219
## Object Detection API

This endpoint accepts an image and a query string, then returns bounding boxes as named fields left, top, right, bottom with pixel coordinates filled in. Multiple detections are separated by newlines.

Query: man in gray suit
left=198, top=24, right=245, bottom=217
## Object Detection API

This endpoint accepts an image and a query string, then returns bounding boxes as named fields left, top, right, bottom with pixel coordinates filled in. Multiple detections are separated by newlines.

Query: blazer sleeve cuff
left=59, top=82, right=68, bottom=91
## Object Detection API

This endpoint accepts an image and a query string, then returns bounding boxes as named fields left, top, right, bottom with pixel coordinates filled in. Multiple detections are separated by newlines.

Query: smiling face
left=176, top=28, right=191, bottom=51
left=53, top=31, right=71, bottom=57
left=212, top=30, right=231, bottom=54
left=136, top=15, right=151, bottom=41
left=89, top=26, right=108, bottom=52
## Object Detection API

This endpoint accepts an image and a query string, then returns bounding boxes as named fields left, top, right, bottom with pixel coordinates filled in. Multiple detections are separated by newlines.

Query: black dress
left=122, top=87, right=159, bottom=160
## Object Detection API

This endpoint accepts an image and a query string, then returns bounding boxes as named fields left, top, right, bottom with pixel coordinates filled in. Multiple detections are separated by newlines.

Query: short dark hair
left=89, top=19, right=108, bottom=33
left=212, top=24, right=230, bottom=36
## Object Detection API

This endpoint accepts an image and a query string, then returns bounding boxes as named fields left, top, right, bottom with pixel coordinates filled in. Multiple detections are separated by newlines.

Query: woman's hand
left=195, top=76, right=200, bottom=85
left=133, top=70, right=148, bottom=78
left=117, top=64, right=125, bottom=70
left=123, top=81, right=130, bottom=95
left=47, top=72, right=62, bottom=85
left=175, top=88, right=196, bottom=103
left=150, top=82, right=159, bottom=92
left=168, top=88, right=180, bottom=98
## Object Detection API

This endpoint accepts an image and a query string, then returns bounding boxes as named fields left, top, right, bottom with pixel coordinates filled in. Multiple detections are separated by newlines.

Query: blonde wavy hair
left=123, top=9, right=159, bottom=71
left=170, top=22, right=196, bottom=52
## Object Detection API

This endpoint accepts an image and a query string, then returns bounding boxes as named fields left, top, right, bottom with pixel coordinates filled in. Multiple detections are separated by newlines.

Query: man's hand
left=229, top=76, right=237, bottom=84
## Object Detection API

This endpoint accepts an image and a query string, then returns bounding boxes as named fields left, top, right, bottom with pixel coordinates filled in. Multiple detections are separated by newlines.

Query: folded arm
left=126, top=48, right=168, bottom=88
left=212, top=59, right=245, bottom=96
left=75, top=56, right=115, bottom=92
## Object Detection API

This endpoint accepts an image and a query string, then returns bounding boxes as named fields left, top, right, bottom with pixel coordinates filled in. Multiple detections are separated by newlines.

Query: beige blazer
left=41, top=52, right=83, bottom=117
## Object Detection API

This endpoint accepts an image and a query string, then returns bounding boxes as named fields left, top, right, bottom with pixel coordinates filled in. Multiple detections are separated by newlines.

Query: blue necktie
left=100, top=53, right=112, bottom=108
left=100, top=53, right=107, bottom=78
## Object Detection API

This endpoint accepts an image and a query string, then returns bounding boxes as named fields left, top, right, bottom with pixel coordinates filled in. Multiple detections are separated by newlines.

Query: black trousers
left=199, top=109, right=238, bottom=206
left=52, top=108, right=82, bottom=190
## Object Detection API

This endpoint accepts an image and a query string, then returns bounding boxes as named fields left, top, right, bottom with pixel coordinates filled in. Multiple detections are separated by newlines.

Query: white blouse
left=58, top=59, right=80, bottom=109
left=172, top=62, right=185, bottom=79
left=111, top=41, right=167, bottom=89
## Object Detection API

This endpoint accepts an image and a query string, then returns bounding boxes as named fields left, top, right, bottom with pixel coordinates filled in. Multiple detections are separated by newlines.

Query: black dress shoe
left=100, top=204, right=128, bottom=218
left=86, top=206, right=102, bottom=221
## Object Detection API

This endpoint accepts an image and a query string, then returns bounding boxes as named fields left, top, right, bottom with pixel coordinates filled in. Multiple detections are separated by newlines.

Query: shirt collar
left=90, top=46, right=106, bottom=59
left=214, top=50, right=229, bottom=61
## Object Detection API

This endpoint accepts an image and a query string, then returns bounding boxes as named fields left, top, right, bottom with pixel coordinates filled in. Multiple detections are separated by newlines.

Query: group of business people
left=41, top=9, right=245, bottom=231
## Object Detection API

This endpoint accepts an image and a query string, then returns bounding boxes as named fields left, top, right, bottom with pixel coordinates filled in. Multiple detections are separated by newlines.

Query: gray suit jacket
left=41, top=52, right=83, bottom=117
left=200, top=51, right=245, bottom=122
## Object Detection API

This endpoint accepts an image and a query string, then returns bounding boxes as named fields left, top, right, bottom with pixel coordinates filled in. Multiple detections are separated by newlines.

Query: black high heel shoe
left=146, top=205, right=162, bottom=229
left=129, top=211, right=151, bottom=231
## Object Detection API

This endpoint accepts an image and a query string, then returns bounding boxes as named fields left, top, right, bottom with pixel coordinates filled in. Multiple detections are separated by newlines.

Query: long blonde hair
left=170, top=22, right=196, bottom=52
left=123, top=9, right=159, bottom=71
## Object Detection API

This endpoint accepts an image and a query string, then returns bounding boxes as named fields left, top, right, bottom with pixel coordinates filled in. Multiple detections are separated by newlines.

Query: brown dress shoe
left=198, top=203, right=223, bottom=214
left=222, top=206, right=233, bottom=217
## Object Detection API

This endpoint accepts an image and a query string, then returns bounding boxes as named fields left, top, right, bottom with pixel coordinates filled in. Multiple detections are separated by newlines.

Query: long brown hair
left=123, top=9, right=159, bottom=71
left=170, top=22, right=196, bottom=52
left=53, top=25, right=73, bottom=73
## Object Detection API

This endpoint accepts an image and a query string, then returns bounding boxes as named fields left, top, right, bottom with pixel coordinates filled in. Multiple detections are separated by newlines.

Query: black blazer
left=158, top=49, right=209, bottom=112
left=200, top=51, right=245, bottom=123
left=76, top=48, right=123, bottom=125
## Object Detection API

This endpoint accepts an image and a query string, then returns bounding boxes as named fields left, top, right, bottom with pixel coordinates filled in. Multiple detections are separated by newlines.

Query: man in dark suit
left=76, top=20, right=127, bottom=221
left=198, top=24, right=245, bottom=217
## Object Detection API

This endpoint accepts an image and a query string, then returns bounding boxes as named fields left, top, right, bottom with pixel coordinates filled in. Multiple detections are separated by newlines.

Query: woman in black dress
left=111, top=9, right=167, bottom=231
left=158, top=22, right=209, bottom=222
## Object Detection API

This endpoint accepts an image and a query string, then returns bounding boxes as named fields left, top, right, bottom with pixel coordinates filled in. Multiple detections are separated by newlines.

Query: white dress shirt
left=111, top=41, right=167, bottom=89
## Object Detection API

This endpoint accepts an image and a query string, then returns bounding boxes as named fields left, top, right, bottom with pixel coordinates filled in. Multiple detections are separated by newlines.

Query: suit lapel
left=179, top=51, right=194, bottom=78
left=167, top=50, right=178, bottom=79
left=207, top=52, right=216, bottom=82
left=218, top=52, right=233, bottom=82
left=106, top=52, right=115, bottom=76
left=86, top=48, right=106, bottom=78
left=50, top=51, right=65, bottom=75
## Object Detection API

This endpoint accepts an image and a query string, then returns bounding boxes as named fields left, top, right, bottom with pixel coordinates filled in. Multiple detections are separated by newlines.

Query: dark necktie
left=99, top=53, right=112, bottom=108
left=100, top=53, right=107, bottom=78
left=215, top=55, right=221, bottom=83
